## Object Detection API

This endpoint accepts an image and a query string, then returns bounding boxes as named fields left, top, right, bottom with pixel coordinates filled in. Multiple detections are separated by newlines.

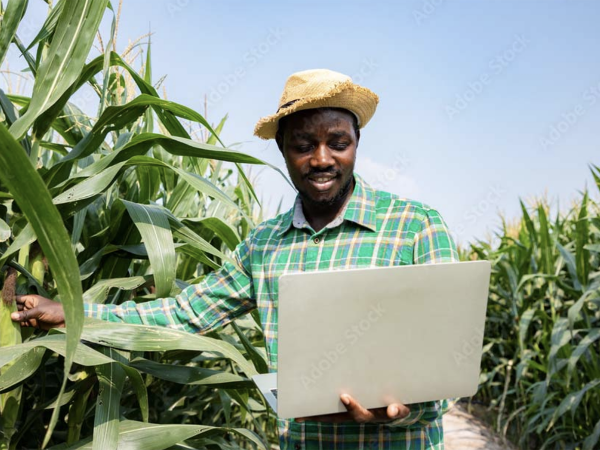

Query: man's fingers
left=340, top=394, right=410, bottom=422
left=341, top=394, right=371, bottom=422
left=296, top=398, right=411, bottom=424
left=387, top=403, right=410, bottom=420
left=15, top=294, right=32, bottom=305
left=15, top=294, right=40, bottom=307
left=11, top=307, right=39, bottom=323
left=11, top=310, right=25, bottom=322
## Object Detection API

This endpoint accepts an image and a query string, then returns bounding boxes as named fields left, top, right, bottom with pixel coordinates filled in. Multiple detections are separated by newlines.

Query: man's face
left=276, top=108, right=359, bottom=209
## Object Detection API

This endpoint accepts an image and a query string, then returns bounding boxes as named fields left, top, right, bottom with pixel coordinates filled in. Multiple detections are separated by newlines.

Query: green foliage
left=0, top=2, right=276, bottom=449
left=468, top=166, right=600, bottom=449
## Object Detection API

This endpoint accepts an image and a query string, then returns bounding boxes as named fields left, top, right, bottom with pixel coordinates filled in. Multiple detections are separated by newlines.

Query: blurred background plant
left=0, top=1, right=280, bottom=449
left=465, top=166, right=600, bottom=450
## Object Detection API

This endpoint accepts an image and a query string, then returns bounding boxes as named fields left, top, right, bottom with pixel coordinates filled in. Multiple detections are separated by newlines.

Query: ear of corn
left=0, top=268, right=22, bottom=450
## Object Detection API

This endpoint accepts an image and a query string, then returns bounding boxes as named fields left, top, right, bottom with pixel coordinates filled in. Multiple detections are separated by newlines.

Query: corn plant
left=468, top=166, right=600, bottom=449
left=0, top=1, right=280, bottom=449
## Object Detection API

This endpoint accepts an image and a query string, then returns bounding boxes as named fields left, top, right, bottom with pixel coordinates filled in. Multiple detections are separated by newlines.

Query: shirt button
left=313, top=237, right=320, bottom=244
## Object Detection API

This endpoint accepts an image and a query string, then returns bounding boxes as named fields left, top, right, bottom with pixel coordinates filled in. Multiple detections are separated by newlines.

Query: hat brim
left=253, top=80, right=379, bottom=140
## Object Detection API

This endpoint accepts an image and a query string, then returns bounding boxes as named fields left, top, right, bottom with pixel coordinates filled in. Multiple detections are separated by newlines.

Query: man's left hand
left=295, top=394, right=410, bottom=423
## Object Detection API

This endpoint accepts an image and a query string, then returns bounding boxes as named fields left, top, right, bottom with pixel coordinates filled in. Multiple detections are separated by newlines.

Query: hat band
left=276, top=97, right=362, bottom=126
left=277, top=99, right=299, bottom=112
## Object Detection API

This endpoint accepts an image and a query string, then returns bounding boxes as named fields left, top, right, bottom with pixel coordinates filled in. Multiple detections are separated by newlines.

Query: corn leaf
left=93, top=348, right=127, bottom=450
left=0, top=222, right=36, bottom=269
left=0, top=0, right=28, bottom=68
left=548, top=379, right=600, bottom=429
left=75, top=319, right=257, bottom=377
left=575, top=193, right=590, bottom=287
left=122, top=201, right=176, bottom=298
left=9, top=0, right=109, bottom=139
left=23, top=0, right=64, bottom=52
left=0, top=348, right=45, bottom=392
left=119, top=363, right=149, bottom=423
left=232, top=322, right=268, bottom=374
left=128, top=357, right=252, bottom=389
left=0, top=218, right=10, bottom=242
left=0, top=334, right=113, bottom=368
left=566, top=328, right=600, bottom=384
left=557, top=243, right=582, bottom=291
left=83, top=276, right=147, bottom=305
left=50, top=419, right=266, bottom=450
left=584, top=418, right=600, bottom=450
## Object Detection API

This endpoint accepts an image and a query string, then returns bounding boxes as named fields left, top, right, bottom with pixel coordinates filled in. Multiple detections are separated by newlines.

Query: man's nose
left=310, top=143, right=335, bottom=168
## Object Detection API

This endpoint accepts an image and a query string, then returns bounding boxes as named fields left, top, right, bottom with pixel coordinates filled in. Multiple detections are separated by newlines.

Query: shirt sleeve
left=385, top=207, right=458, bottom=428
left=84, top=238, right=256, bottom=335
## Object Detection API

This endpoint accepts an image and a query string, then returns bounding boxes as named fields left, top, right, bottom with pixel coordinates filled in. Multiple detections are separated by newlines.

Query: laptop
left=252, top=260, right=491, bottom=419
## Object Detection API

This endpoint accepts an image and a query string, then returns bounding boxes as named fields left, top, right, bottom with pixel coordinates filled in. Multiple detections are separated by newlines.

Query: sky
left=3, top=0, right=600, bottom=245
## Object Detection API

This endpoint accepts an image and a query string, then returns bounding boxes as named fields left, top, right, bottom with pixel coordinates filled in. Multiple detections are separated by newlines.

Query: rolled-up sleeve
left=84, top=238, right=256, bottom=335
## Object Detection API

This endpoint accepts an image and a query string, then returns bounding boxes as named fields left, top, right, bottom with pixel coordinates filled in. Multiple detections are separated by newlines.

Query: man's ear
left=355, top=128, right=360, bottom=148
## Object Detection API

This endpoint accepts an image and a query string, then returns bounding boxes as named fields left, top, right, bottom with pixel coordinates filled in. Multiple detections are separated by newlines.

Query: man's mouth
left=307, top=174, right=337, bottom=191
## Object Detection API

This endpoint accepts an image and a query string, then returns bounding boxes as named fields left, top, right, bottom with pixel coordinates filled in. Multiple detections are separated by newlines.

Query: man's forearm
left=84, top=297, right=206, bottom=333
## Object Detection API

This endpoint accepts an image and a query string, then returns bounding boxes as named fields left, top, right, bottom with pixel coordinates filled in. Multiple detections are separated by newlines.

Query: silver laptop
left=252, top=260, right=491, bottom=419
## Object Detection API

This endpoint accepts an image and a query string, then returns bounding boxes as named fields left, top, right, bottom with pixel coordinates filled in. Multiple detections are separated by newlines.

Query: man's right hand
left=10, top=295, right=66, bottom=330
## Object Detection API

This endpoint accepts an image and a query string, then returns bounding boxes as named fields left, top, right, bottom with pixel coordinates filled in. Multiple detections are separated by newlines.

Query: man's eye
left=296, top=145, right=313, bottom=152
left=330, top=142, right=349, bottom=150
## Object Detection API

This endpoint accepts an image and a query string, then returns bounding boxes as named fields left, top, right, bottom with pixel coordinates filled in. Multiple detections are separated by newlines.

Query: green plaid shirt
left=86, top=173, right=459, bottom=449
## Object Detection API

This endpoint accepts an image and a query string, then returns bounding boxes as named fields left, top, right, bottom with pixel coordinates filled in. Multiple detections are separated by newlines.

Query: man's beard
left=298, top=173, right=354, bottom=210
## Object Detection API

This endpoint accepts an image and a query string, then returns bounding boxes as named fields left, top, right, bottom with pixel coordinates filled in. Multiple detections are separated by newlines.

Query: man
left=12, top=69, right=458, bottom=449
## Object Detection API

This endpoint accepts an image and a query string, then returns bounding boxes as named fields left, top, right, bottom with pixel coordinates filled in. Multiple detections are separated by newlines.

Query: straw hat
left=254, top=69, right=379, bottom=140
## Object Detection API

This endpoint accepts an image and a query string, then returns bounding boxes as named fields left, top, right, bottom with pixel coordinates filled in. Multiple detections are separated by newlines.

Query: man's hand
left=295, top=394, right=410, bottom=423
left=10, top=295, right=66, bottom=330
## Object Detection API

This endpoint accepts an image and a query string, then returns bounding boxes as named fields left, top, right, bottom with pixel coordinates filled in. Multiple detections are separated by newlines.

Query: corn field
left=466, top=167, right=600, bottom=449
left=0, top=1, right=279, bottom=449
left=1, top=2, right=599, bottom=450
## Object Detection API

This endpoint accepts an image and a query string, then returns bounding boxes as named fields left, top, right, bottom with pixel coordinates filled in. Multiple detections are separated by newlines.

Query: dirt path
left=443, top=403, right=516, bottom=450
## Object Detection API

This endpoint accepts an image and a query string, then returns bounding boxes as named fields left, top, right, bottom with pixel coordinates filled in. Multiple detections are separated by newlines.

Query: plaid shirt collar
left=278, top=173, right=378, bottom=237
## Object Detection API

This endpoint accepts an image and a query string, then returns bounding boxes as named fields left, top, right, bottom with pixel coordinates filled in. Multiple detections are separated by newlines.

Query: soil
left=444, top=402, right=517, bottom=450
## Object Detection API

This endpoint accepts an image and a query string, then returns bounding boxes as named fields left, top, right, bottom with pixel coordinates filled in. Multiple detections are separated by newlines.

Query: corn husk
left=0, top=269, right=22, bottom=449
